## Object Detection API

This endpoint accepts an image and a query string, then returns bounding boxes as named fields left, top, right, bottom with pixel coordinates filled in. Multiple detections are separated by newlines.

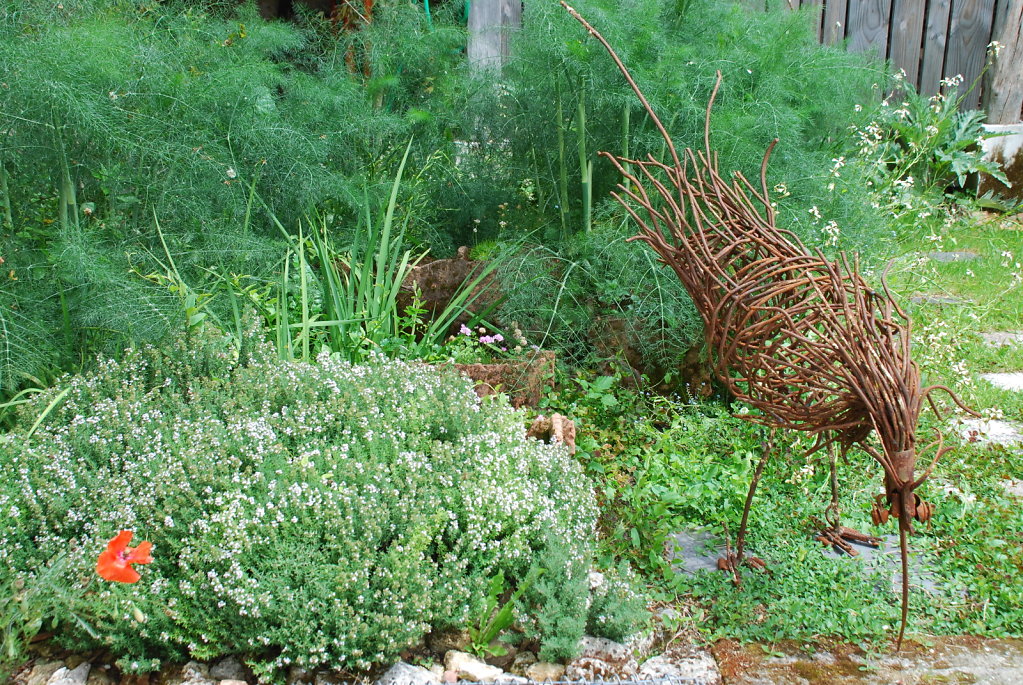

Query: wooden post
left=983, top=0, right=1023, bottom=123
left=944, top=0, right=997, bottom=110
left=467, top=0, right=522, bottom=72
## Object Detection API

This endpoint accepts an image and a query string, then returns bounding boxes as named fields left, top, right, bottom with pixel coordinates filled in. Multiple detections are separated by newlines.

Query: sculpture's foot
left=716, top=554, right=767, bottom=585
left=813, top=522, right=882, bottom=557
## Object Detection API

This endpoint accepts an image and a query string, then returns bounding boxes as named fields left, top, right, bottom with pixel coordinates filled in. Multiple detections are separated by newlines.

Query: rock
left=85, top=667, right=115, bottom=685
left=525, top=414, right=577, bottom=455
left=427, top=665, right=445, bottom=680
left=980, top=372, right=1023, bottom=392
left=443, top=651, right=505, bottom=682
left=523, top=662, right=565, bottom=681
left=564, top=636, right=637, bottom=679
left=1000, top=478, right=1023, bottom=499
left=426, top=629, right=472, bottom=655
left=666, top=529, right=726, bottom=574
left=492, top=675, right=526, bottom=684
left=25, top=661, right=64, bottom=685
left=218, top=681, right=247, bottom=685
left=507, top=652, right=537, bottom=677
left=286, top=666, right=314, bottom=685
left=909, top=294, right=968, bottom=305
left=47, top=664, right=91, bottom=685
left=375, top=662, right=441, bottom=685
left=179, top=662, right=215, bottom=685
left=314, top=674, right=344, bottom=685
left=638, top=652, right=721, bottom=684
left=980, top=331, right=1023, bottom=347
left=209, top=658, right=247, bottom=682
left=925, top=251, right=979, bottom=263
left=960, top=418, right=1023, bottom=446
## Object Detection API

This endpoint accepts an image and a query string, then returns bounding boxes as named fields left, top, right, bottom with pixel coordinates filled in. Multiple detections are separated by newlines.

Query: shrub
left=0, top=327, right=606, bottom=679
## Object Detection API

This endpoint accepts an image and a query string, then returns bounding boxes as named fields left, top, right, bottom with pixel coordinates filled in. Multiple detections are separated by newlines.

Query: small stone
left=180, top=662, right=215, bottom=685
left=314, top=674, right=343, bottom=685
left=26, top=661, right=64, bottom=685
left=85, top=667, right=114, bottom=685
left=218, top=681, right=247, bottom=685
left=909, top=295, right=967, bottom=306
left=666, top=529, right=726, bottom=574
left=428, top=665, right=445, bottom=680
left=442, top=671, right=457, bottom=684
left=210, top=658, right=246, bottom=681
left=980, top=372, right=1023, bottom=392
left=286, top=666, right=314, bottom=685
left=375, top=662, right=440, bottom=685
left=925, top=251, right=979, bottom=263
left=637, top=653, right=720, bottom=684
left=1000, top=478, right=1023, bottom=499
left=524, top=662, right=565, bottom=682
left=426, top=629, right=472, bottom=655
left=47, top=664, right=91, bottom=685
left=564, top=636, right=637, bottom=679
left=508, top=652, right=537, bottom=677
left=960, top=418, right=1023, bottom=446
left=525, top=414, right=577, bottom=454
left=980, top=331, right=1023, bottom=347
left=444, top=651, right=504, bottom=682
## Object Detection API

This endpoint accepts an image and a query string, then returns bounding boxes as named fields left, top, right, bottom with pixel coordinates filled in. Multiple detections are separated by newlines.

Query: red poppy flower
left=96, top=530, right=153, bottom=583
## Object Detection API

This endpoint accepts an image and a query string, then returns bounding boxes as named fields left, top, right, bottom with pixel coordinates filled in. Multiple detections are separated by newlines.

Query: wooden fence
left=746, top=0, right=1023, bottom=121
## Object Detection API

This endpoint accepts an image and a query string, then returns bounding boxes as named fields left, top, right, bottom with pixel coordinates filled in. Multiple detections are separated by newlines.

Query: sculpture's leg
left=815, top=442, right=881, bottom=554
left=719, top=429, right=772, bottom=585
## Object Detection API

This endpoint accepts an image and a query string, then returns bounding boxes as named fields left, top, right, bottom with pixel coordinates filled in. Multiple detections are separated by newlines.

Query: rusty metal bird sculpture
left=561, top=2, right=977, bottom=648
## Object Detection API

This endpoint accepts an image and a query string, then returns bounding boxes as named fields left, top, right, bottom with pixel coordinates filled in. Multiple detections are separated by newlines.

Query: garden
left=1, top=0, right=1022, bottom=683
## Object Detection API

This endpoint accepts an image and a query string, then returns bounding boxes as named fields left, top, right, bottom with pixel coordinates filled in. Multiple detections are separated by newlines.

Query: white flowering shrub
left=0, top=330, right=602, bottom=678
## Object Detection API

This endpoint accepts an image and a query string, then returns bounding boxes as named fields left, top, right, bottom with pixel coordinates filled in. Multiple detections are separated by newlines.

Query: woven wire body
left=609, top=145, right=924, bottom=489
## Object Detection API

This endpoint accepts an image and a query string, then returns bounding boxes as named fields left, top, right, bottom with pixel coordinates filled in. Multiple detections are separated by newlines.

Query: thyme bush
left=0, top=328, right=637, bottom=678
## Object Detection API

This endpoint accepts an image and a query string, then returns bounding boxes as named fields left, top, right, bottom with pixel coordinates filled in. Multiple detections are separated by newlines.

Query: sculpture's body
left=561, top=2, right=974, bottom=647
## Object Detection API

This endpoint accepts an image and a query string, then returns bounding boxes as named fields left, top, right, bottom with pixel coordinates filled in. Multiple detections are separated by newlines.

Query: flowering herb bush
left=0, top=326, right=632, bottom=679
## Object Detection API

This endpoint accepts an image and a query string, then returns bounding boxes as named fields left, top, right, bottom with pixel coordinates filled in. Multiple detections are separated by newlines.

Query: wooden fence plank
left=889, top=0, right=928, bottom=86
left=983, top=0, right=1023, bottom=122
left=846, top=0, right=894, bottom=55
left=801, top=0, right=825, bottom=40
left=823, top=0, right=850, bottom=43
left=945, top=0, right=997, bottom=109
left=920, top=0, right=953, bottom=95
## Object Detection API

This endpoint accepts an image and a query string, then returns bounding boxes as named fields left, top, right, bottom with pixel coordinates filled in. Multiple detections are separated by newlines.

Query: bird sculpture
left=561, top=2, right=977, bottom=648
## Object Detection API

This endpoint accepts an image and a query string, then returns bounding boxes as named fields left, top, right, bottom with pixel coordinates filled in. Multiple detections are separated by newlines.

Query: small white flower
left=226, top=167, right=237, bottom=179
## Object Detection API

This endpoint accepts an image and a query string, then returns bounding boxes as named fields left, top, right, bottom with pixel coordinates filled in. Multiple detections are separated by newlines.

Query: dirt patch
left=712, top=637, right=1023, bottom=685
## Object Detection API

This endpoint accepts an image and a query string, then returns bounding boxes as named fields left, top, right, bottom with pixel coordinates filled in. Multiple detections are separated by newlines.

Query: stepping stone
left=980, top=331, right=1023, bottom=347
left=1000, top=479, right=1023, bottom=499
left=925, top=250, right=980, bottom=263
left=980, top=372, right=1023, bottom=392
left=666, top=529, right=725, bottom=574
left=821, top=533, right=940, bottom=595
left=959, top=418, right=1023, bottom=446
left=909, top=294, right=968, bottom=305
